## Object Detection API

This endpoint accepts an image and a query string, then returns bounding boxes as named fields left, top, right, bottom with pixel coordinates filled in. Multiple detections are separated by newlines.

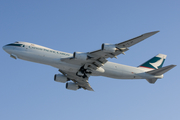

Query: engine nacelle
left=101, top=43, right=116, bottom=53
left=66, top=82, right=79, bottom=91
left=73, top=52, right=88, bottom=61
left=54, top=74, right=68, bottom=83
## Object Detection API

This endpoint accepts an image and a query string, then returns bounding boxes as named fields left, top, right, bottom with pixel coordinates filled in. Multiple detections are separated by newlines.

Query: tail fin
left=138, top=54, right=167, bottom=70
left=139, top=54, right=176, bottom=84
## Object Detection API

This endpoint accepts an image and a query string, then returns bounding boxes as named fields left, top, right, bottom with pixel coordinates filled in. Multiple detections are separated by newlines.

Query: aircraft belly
left=19, top=52, right=53, bottom=65
left=101, top=62, right=143, bottom=79
left=53, top=62, right=80, bottom=73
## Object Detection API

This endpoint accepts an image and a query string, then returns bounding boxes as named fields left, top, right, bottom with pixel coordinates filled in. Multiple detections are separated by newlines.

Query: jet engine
left=73, top=52, right=88, bottom=61
left=101, top=43, right=116, bottom=53
left=54, top=74, right=68, bottom=83
left=66, top=82, right=80, bottom=91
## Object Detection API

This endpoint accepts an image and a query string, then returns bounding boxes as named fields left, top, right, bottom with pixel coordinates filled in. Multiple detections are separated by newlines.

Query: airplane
left=2, top=31, right=176, bottom=91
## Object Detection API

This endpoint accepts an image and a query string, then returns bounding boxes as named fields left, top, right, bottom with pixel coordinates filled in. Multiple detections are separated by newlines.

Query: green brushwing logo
left=140, top=57, right=165, bottom=69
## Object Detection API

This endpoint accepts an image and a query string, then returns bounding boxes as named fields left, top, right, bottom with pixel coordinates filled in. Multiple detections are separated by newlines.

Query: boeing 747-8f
left=3, top=31, right=176, bottom=91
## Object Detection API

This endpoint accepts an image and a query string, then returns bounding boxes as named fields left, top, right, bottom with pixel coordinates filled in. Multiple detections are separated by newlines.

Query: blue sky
left=1, top=0, right=180, bottom=120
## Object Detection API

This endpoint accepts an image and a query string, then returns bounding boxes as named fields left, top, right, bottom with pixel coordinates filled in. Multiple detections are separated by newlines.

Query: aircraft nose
left=2, top=44, right=11, bottom=53
left=2, top=45, right=7, bottom=51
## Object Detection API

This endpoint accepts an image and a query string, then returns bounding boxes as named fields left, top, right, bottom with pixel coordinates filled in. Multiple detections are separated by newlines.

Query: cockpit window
left=6, top=43, right=24, bottom=47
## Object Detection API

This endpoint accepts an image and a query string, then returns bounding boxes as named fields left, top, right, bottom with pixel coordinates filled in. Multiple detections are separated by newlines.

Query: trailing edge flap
left=146, top=65, right=176, bottom=75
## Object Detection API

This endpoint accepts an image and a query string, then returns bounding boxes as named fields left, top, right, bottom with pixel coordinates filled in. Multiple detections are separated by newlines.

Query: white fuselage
left=3, top=42, right=163, bottom=80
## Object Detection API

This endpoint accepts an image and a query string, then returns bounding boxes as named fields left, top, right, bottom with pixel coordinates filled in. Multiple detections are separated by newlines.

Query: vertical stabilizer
left=138, top=54, right=167, bottom=70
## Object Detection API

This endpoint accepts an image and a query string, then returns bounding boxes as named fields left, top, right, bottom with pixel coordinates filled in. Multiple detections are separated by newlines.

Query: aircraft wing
left=90, top=31, right=159, bottom=59
left=59, top=70, right=94, bottom=91
left=67, top=74, right=94, bottom=91
left=62, top=31, right=159, bottom=66
left=61, top=31, right=159, bottom=91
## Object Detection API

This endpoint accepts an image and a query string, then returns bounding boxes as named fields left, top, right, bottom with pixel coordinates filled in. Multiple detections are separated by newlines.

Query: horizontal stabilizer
left=146, top=65, right=176, bottom=75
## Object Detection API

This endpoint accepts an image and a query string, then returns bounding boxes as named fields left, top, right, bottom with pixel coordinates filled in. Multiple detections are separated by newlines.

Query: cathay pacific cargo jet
left=3, top=31, right=176, bottom=91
